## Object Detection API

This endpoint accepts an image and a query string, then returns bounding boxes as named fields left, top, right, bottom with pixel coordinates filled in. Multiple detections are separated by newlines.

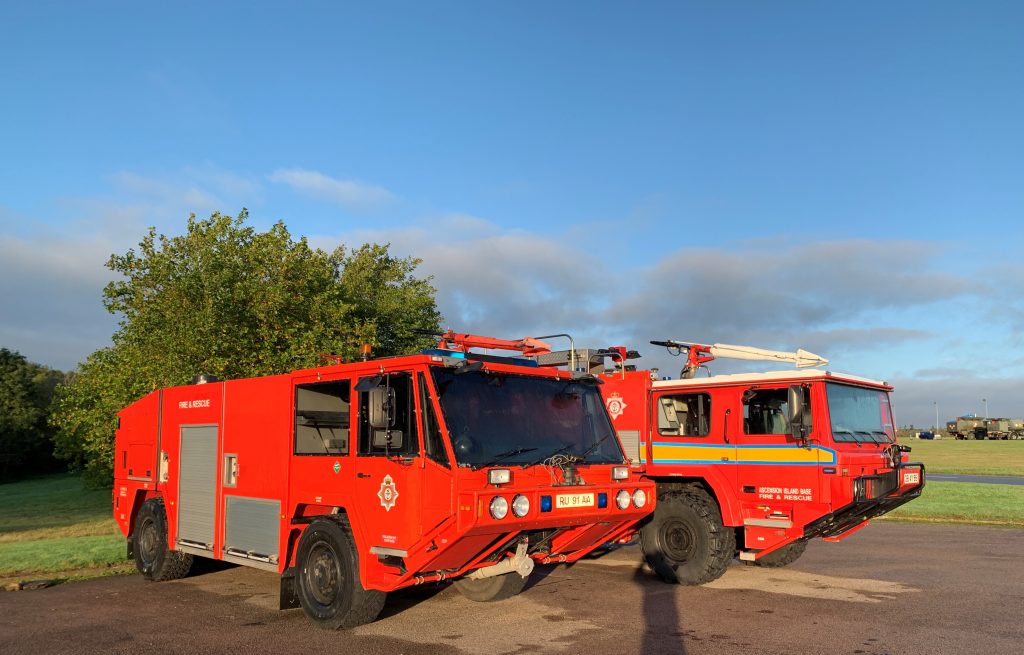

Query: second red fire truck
left=113, top=331, right=653, bottom=628
left=534, top=339, right=925, bottom=584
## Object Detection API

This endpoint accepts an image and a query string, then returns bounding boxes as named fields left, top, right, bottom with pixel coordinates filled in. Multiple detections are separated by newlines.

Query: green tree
left=0, top=348, right=64, bottom=480
left=52, top=211, right=442, bottom=485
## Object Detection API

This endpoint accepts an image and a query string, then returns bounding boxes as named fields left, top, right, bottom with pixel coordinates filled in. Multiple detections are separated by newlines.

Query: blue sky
left=1, top=1, right=1022, bottom=427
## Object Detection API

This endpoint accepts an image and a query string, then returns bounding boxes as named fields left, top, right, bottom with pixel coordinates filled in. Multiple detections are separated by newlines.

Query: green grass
left=899, top=438, right=1024, bottom=476
left=0, top=474, right=130, bottom=581
left=882, top=481, right=1024, bottom=528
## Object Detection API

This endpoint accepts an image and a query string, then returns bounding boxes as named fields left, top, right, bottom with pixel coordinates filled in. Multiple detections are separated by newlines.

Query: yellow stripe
left=648, top=444, right=836, bottom=465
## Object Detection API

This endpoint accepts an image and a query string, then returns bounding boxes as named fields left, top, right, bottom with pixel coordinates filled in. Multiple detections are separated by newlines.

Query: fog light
left=512, top=494, right=530, bottom=517
left=490, top=496, right=509, bottom=519
left=612, top=466, right=629, bottom=480
left=488, top=469, right=512, bottom=485
left=632, top=488, right=647, bottom=508
left=615, top=489, right=631, bottom=510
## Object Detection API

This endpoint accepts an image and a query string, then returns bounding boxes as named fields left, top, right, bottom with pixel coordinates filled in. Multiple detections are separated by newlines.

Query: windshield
left=430, top=367, right=624, bottom=468
left=826, top=383, right=895, bottom=444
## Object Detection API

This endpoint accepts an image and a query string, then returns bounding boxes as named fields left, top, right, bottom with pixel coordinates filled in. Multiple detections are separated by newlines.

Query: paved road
left=928, top=473, right=1024, bottom=485
left=2, top=522, right=1022, bottom=655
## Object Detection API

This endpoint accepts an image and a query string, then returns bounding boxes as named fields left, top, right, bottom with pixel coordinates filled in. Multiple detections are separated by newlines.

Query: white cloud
left=268, top=168, right=395, bottom=211
left=316, top=222, right=1021, bottom=427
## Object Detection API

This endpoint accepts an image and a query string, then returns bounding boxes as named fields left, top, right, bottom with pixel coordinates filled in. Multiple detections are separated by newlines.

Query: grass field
left=897, top=438, right=1024, bottom=476
left=882, top=481, right=1024, bottom=528
left=0, top=475, right=130, bottom=584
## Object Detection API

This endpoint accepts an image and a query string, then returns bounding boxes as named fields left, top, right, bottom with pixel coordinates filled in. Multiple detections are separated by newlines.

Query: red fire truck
left=113, top=331, right=654, bottom=628
left=534, top=340, right=925, bottom=585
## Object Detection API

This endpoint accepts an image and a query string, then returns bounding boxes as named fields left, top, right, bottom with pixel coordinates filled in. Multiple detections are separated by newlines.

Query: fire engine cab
left=533, top=340, right=925, bottom=585
left=113, top=331, right=654, bottom=628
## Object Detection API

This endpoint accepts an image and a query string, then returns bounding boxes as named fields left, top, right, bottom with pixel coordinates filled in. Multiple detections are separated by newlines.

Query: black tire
left=133, top=498, right=193, bottom=581
left=452, top=571, right=529, bottom=602
left=295, top=517, right=386, bottom=629
left=640, top=486, right=735, bottom=585
left=745, top=539, right=808, bottom=568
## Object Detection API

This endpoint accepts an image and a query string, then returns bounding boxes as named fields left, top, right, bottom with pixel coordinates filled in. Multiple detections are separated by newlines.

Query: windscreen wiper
left=522, top=443, right=574, bottom=468
left=576, top=435, right=611, bottom=461
left=833, top=429, right=863, bottom=446
left=474, top=447, right=538, bottom=470
left=855, top=430, right=880, bottom=443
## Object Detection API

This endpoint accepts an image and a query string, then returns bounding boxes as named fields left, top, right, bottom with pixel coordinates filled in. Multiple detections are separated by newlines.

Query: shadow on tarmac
left=633, top=565, right=688, bottom=655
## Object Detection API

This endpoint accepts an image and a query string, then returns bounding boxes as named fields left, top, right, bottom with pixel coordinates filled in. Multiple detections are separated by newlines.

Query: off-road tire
left=295, top=517, right=386, bottom=629
left=452, top=571, right=530, bottom=602
left=133, top=498, right=193, bottom=581
left=745, top=539, right=808, bottom=568
left=640, top=486, right=735, bottom=585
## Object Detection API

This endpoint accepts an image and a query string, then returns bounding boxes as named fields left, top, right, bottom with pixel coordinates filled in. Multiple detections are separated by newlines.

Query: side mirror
left=787, top=385, right=807, bottom=443
left=368, top=387, right=395, bottom=430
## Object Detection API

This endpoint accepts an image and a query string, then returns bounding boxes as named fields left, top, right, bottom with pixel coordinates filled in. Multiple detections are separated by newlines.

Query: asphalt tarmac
left=2, top=522, right=1021, bottom=655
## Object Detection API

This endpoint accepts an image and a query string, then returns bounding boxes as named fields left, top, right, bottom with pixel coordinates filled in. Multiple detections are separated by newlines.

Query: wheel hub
left=306, top=543, right=341, bottom=605
left=139, top=519, right=158, bottom=564
left=661, top=517, right=696, bottom=562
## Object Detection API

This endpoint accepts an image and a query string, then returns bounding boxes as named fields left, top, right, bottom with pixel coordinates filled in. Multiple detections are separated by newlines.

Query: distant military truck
left=984, top=418, right=1024, bottom=440
left=946, top=416, right=987, bottom=440
left=947, top=416, right=1024, bottom=440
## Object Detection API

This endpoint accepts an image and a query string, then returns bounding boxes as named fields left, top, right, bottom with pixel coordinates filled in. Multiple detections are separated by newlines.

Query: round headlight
left=632, top=488, right=647, bottom=508
left=615, top=489, right=631, bottom=510
left=512, top=494, right=530, bottom=518
left=490, top=496, right=509, bottom=520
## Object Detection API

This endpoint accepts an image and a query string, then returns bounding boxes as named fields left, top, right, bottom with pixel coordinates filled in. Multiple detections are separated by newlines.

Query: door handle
left=357, top=472, right=371, bottom=479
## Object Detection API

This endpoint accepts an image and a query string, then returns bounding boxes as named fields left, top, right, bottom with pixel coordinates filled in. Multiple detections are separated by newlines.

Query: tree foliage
left=0, top=348, right=64, bottom=481
left=52, top=211, right=442, bottom=486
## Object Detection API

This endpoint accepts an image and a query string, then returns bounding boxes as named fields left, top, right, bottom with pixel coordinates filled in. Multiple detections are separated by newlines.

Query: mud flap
left=280, top=567, right=300, bottom=610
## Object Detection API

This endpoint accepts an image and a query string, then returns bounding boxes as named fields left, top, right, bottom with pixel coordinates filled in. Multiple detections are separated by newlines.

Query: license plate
left=556, top=493, right=595, bottom=508
left=902, top=471, right=920, bottom=485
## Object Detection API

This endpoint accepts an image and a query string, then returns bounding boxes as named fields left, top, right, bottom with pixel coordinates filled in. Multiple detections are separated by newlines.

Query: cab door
left=735, top=385, right=821, bottom=509
left=352, top=372, right=422, bottom=556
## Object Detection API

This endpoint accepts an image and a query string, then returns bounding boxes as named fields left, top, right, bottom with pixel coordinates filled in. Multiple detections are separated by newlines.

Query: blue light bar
left=421, top=349, right=465, bottom=358
left=597, top=492, right=608, bottom=509
left=540, top=495, right=552, bottom=512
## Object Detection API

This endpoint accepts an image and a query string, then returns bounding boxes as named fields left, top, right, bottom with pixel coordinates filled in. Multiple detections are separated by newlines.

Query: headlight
left=612, top=466, right=629, bottom=480
left=632, top=488, right=647, bottom=508
left=488, top=468, right=512, bottom=485
left=489, top=496, right=509, bottom=520
left=512, top=494, right=530, bottom=518
left=615, top=489, right=631, bottom=510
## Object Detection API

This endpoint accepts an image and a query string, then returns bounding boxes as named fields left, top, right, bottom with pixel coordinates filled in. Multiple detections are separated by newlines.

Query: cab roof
left=650, top=368, right=891, bottom=390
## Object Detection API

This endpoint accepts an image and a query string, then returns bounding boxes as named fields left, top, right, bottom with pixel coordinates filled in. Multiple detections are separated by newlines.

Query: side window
left=743, top=387, right=809, bottom=435
left=419, top=373, right=449, bottom=467
left=358, top=372, right=418, bottom=457
left=294, top=381, right=350, bottom=455
left=656, top=393, right=711, bottom=437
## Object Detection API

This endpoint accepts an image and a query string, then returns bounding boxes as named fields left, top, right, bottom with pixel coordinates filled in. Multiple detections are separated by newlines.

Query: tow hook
left=466, top=540, right=535, bottom=580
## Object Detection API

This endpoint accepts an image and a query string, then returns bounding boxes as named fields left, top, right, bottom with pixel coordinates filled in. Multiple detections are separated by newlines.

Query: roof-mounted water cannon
left=650, top=339, right=829, bottom=379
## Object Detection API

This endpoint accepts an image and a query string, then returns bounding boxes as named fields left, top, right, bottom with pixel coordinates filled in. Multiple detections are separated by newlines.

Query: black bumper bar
left=804, top=462, right=926, bottom=540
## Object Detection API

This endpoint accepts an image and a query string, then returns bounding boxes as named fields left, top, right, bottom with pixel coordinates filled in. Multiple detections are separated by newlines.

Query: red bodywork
left=597, top=368, right=925, bottom=560
left=113, top=351, right=654, bottom=591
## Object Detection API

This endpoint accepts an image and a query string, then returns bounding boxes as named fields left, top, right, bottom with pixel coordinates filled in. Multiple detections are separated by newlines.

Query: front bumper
left=804, top=461, right=926, bottom=539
